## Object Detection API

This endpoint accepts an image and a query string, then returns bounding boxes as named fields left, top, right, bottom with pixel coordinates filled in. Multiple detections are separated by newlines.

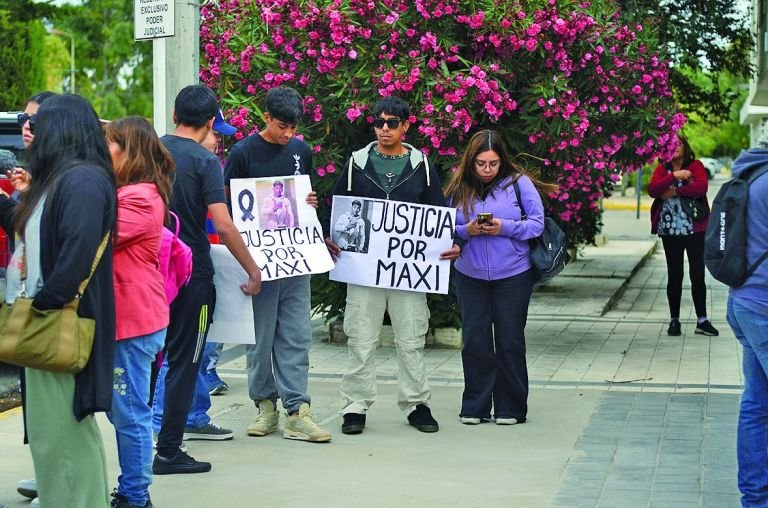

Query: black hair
left=373, top=96, right=410, bottom=120
left=174, top=85, right=218, bottom=128
left=273, top=180, right=284, bottom=187
left=664, top=133, right=696, bottom=171
left=352, top=199, right=362, bottom=207
left=16, top=94, right=115, bottom=232
left=265, top=86, right=303, bottom=124
left=27, top=91, right=57, bottom=107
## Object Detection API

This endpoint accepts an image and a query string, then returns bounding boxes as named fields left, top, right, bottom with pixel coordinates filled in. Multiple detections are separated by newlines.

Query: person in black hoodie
left=0, top=94, right=117, bottom=507
left=325, top=96, right=459, bottom=435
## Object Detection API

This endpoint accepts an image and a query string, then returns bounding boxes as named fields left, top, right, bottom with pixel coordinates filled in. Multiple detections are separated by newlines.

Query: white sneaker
left=17, top=479, right=37, bottom=499
left=460, top=417, right=481, bottom=425
left=496, top=417, right=519, bottom=425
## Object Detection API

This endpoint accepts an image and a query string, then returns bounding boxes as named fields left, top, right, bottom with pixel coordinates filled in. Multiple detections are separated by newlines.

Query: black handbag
left=679, top=196, right=709, bottom=221
left=512, top=179, right=571, bottom=285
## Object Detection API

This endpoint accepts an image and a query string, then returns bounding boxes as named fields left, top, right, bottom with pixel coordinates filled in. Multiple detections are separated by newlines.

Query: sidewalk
left=0, top=210, right=742, bottom=508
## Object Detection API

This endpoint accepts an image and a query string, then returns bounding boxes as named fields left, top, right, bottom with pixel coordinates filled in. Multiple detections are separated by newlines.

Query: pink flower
left=346, top=107, right=363, bottom=122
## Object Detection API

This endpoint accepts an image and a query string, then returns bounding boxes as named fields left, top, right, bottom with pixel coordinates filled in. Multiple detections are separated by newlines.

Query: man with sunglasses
left=325, top=96, right=460, bottom=435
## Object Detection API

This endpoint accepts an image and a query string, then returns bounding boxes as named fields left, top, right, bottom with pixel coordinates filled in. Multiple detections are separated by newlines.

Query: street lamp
left=49, top=28, right=75, bottom=93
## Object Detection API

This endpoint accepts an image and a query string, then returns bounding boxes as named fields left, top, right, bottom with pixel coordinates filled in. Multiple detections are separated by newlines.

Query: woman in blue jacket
left=445, top=130, right=556, bottom=425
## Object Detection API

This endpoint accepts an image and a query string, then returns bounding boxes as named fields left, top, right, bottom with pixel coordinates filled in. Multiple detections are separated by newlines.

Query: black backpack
left=704, top=164, right=768, bottom=287
left=512, top=179, right=571, bottom=285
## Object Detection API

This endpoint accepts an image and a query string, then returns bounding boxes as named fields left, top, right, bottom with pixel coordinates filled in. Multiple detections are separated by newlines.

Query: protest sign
left=329, top=196, right=455, bottom=294
left=229, top=175, right=334, bottom=281
left=208, top=245, right=255, bottom=344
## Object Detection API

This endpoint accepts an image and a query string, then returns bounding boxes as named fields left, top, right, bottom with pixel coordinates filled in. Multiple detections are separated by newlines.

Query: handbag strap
left=20, top=232, right=110, bottom=298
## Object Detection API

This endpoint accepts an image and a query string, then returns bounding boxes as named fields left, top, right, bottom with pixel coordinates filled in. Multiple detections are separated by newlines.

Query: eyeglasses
left=373, top=117, right=402, bottom=129
left=474, top=159, right=501, bottom=169
left=17, top=113, right=36, bottom=128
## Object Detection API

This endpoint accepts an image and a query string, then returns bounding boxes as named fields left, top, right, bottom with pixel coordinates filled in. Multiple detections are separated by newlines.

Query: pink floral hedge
left=200, top=0, right=683, bottom=247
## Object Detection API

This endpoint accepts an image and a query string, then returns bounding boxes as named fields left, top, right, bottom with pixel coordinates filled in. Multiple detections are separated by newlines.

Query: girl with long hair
left=445, top=129, right=556, bottom=426
left=103, top=116, right=175, bottom=508
left=0, top=94, right=117, bottom=506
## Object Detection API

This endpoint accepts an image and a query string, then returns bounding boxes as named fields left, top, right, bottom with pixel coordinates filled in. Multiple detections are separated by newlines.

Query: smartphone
left=477, top=212, right=493, bottom=225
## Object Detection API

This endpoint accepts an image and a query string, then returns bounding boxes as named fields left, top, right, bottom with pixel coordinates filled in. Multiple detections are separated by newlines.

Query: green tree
left=50, top=0, right=153, bottom=119
left=618, top=0, right=753, bottom=122
left=0, top=10, right=47, bottom=109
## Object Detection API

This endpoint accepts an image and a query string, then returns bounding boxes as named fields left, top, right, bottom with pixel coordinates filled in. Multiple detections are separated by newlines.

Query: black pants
left=454, top=269, right=533, bottom=421
left=661, top=232, right=708, bottom=319
left=156, top=278, right=216, bottom=458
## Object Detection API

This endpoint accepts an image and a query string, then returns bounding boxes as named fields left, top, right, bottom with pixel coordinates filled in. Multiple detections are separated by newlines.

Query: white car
left=699, top=157, right=720, bottom=180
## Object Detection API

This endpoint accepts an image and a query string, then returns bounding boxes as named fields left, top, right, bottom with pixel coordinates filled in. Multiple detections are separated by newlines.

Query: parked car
left=0, top=111, right=23, bottom=271
left=699, top=157, right=720, bottom=180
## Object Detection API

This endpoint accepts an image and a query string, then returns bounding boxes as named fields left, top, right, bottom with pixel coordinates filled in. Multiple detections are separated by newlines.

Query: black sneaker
left=152, top=450, right=211, bottom=475
left=667, top=319, right=681, bottom=336
left=111, top=490, right=154, bottom=508
left=695, top=320, right=719, bottom=336
left=341, top=413, right=366, bottom=435
left=408, top=404, right=439, bottom=433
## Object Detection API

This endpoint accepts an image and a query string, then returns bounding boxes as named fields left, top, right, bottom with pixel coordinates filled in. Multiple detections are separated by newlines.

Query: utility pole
left=150, top=0, right=199, bottom=135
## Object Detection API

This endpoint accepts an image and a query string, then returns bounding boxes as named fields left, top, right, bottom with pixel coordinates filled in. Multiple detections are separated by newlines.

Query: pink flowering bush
left=201, top=0, right=682, bottom=325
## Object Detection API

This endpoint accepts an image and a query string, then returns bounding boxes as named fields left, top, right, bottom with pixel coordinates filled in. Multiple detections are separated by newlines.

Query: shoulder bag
left=512, top=179, right=571, bottom=285
left=0, top=233, right=110, bottom=373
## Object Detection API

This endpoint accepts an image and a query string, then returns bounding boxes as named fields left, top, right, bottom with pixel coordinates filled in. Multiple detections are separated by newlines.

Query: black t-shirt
left=162, top=134, right=227, bottom=280
left=224, top=134, right=313, bottom=184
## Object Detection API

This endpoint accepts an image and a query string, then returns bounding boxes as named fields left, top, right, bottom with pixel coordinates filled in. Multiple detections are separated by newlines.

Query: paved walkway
left=0, top=205, right=744, bottom=507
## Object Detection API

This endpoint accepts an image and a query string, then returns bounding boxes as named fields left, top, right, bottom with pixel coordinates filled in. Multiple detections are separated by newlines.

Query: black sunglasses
left=17, top=112, right=36, bottom=128
left=373, top=117, right=402, bottom=129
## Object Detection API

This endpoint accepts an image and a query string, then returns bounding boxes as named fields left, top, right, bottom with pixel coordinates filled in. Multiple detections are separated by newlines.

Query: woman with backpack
left=444, top=130, right=557, bottom=426
left=649, top=133, right=719, bottom=337
left=103, top=116, right=174, bottom=508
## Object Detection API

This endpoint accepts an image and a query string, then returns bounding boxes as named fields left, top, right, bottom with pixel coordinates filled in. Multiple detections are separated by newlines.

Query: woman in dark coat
left=0, top=94, right=117, bottom=507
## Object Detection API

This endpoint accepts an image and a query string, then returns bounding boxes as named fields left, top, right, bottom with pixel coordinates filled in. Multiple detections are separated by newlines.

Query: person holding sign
left=325, top=96, right=460, bottom=435
left=152, top=85, right=262, bottom=476
left=334, top=199, right=366, bottom=252
left=224, top=86, right=332, bottom=443
left=445, top=130, right=557, bottom=426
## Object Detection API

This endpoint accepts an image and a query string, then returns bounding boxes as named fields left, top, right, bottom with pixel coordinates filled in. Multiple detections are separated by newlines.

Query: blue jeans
left=204, top=341, right=223, bottom=373
left=108, top=329, right=166, bottom=506
left=245, top=275, right=312, bottom=413
left=728, top=297, right=768, bottom=507
left=152, top=354, right=211, bottom=432
left=454, top=269, right=533, bottom=421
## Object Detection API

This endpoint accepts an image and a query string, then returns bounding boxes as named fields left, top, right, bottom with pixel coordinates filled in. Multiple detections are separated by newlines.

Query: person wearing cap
left=202, top=109, right=238, bottom=154
left=224, top=85, right=331, bottom=443
left=260, top=178, right=295, bottom=229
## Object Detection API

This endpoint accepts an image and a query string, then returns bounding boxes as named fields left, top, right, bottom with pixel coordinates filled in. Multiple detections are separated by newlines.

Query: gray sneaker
left=283, top=403, right=332, bottom=443
left=247, top=400, right=279, bottom=437
left=182, top=422, right=234, bottom=441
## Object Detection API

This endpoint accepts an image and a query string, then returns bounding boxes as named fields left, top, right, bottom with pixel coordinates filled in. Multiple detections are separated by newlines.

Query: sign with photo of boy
left=329, top=195, right=455, bottom=294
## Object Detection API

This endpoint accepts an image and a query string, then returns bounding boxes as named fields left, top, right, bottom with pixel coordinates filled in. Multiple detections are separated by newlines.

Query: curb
left=602, top=201, right=652, bottom=212
left=600, top=239, right=658, bottom=315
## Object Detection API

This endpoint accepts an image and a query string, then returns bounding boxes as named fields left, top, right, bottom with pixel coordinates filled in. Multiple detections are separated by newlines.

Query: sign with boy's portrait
left=329, top=196, right=455, bottom=294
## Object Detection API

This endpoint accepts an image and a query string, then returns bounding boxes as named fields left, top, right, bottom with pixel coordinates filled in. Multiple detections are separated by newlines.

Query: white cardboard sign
left=329, top=196, right=455, bottom=294
left=229, top=175, right=334, bottom=281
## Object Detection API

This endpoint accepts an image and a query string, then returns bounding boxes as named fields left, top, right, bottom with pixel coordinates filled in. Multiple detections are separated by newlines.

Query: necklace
left=373, top=147, right=409, bottom=160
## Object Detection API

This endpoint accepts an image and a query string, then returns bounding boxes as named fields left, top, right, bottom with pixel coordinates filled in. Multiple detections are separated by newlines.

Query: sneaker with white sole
left=496, top=417, right=523, bottom=425
left=247, top=400, right=279, bottom=437
left=460, top=417, right=481, bottom=425
left=283, top=403, right=332, bottom=443
left=695, top=320, right=719, bottom=336
left=31, top=498, right=39, bottom=506
left=182, top=422, right=234, bottom=441
left=17, top=479, right=37, bottom=499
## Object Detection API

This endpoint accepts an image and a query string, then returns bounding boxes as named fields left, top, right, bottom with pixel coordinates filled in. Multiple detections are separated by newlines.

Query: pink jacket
left=113, top=183, right=169, bottom=340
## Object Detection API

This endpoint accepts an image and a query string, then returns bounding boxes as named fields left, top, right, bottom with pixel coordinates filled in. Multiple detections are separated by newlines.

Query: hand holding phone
left=477, top=212, right=493, bottom=225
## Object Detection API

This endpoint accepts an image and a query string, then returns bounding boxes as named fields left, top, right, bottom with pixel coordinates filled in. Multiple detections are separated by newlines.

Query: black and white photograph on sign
left=257, top=178, right=298, bottom=229
left=329, top=196, right=455, bottom=294
left=227, top=175, right=335, bottom=282
left=331, top=197, right=371, bottom=254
